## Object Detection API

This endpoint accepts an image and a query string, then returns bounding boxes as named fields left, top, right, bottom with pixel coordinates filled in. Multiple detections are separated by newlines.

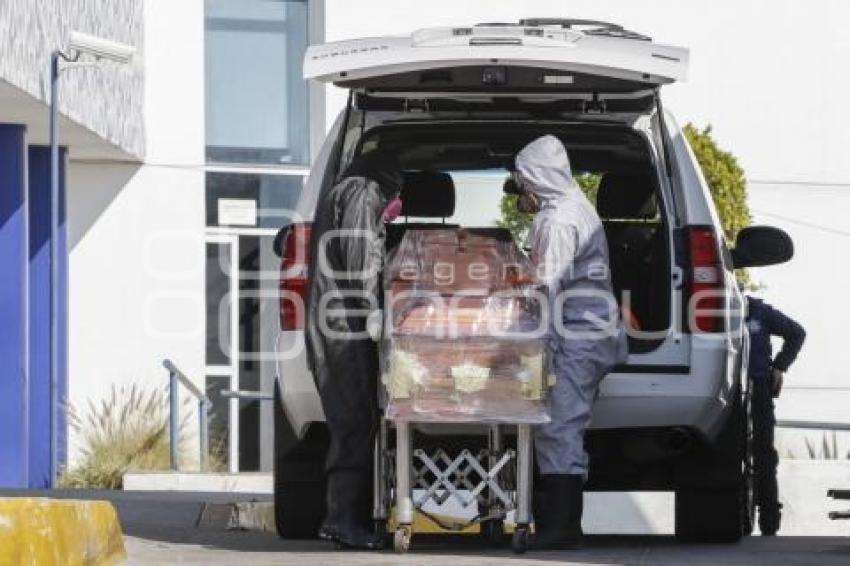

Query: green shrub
left=804, top=431, right=850, bottom=460
left=59, top=384, right=187, bottom=489
left=683, top=124, right=752, bottom=242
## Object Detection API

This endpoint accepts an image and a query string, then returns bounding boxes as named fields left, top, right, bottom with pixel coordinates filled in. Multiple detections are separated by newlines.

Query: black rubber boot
left=335, top=525, right=384, bottom=550
left=322, top=470, right=383, bottom=550
left=318, top=472, right=344, bottom=541
left=533, top=474, right=584, bottom=550
left=759, top=503, right=782, bottom=536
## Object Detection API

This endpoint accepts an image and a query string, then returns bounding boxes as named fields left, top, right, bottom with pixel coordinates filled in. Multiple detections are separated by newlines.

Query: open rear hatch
left=301, top=20, right=691, bottom=367
left=304, top=19, right=688, bottom=94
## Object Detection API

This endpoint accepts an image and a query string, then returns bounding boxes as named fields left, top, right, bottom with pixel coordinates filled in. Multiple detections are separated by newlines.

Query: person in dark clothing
left=304, top=150, right=403, bottom=550
left=746, top=296, right=806, bottom=536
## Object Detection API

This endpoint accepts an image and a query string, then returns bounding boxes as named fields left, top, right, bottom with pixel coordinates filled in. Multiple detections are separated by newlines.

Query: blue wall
left=0, top=128, right=69, bottom=488
left=27, top=146, right=68, bottom=488
left=0, top=124, right=29, bottom=487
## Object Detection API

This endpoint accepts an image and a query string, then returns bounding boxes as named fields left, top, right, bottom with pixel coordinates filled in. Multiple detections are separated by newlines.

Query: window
left=206, top=172, right=304, bottom=228
left=205, top=0, right=310, bottom=165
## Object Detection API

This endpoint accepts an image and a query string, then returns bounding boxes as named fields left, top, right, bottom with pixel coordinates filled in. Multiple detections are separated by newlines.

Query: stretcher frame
left=376, top=228, right=547, bottom=553
left=372, top=416, right=535, bottom=553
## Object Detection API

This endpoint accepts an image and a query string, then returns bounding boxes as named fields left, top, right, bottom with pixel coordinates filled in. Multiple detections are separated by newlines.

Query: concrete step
left=123, top=472, right=272, bottom=494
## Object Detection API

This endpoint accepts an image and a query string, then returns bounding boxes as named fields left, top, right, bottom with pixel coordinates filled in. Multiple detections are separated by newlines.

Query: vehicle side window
left=297, top=112, right=346, bottom=216
left=337, top=109, right=365, bottom=181
left=720, top=239, right=734, bottom=270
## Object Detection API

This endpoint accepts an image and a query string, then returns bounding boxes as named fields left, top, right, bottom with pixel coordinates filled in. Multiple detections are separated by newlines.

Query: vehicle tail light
left=279, top=222, right=313, bottom=330
left=687, top=226, right=725, bottom=333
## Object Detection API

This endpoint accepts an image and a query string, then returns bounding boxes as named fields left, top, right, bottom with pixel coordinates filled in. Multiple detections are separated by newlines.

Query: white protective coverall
left=516, top=135, right=629, bottom=476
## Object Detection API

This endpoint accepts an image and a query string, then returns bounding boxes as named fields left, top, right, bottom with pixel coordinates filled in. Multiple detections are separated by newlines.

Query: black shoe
left=335, top=525, right=384, bottom=550
left=759, top=503, right=782, bottom=536
left=317, top=521, right=340, bottom=541
left=533, top=474, right=584, bottom=550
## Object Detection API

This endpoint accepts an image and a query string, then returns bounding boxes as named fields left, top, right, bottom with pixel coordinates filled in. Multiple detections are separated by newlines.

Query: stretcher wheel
left=480, top=518, right=504, bottom=545
left=393, top=525, right=412, bottom=553
left=511, top=525, right=530, bottom=554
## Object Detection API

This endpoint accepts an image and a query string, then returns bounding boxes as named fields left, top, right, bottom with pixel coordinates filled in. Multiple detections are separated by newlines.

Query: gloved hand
left=771, top=368, right=784, bottom=398
left=366, top=309, right=384, bottom=342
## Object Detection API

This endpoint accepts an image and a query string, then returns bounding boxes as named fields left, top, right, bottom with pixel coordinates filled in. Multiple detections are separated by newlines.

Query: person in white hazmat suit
left=512, top=135, right=628, bottom=549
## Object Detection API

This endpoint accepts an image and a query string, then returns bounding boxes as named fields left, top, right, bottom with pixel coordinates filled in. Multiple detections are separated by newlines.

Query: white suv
left=272, top=19, right=793, bottom=543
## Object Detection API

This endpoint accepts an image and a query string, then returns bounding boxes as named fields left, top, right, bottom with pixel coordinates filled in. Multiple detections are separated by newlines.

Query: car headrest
left=596, top=173, right=657, bottom=219
left=400, top=171, right=456, bottom=218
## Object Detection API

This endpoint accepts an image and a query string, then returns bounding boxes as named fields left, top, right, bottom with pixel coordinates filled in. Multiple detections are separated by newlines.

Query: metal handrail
left=777, top=420, right=850, bottom=432
left=221, top=389, right=274, bottom=402
left=164, top=359, right=210, bottom=472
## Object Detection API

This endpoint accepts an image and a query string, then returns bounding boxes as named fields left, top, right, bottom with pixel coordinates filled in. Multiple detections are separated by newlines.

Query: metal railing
left=777, top=420, right=850, bottom=431
left=164, top=359, right=210, bottom=472
left=221, top=389, right=274, bottom=402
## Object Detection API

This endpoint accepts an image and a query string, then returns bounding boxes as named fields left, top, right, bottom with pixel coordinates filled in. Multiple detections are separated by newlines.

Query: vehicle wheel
left=511, top=525, right=530, bottom=554
left=675, top=486, right=747, bottom=543
left=480, top=518, right=504, bottom=546
left=393, top=525, right=412, bottom=553
left=274, top=381, right=329, bottom=539
left=675, top=385, right=752, bottom=543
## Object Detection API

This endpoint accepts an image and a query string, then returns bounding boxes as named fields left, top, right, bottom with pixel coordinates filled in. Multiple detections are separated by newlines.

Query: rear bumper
left=275, top=332, right=736, bottom=441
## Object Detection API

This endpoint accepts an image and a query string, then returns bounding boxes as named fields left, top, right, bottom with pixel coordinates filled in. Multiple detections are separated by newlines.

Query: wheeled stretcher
left=374, top=228, right=551, bottom=553
left=373, top=420, right=537, bottom=553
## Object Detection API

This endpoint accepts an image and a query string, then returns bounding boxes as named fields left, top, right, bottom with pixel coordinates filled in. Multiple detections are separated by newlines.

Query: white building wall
left=0, top=0, right=144, bottom=157
left=67, top=0, right=206, bottom=464
left=323, top=0, right=850, bottom=186
left=749, top=183, right=850, bottom=455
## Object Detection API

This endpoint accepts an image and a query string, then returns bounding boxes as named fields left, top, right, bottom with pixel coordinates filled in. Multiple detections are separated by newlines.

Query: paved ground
left=114, top=490, right=850, bottom=566
left=124, top=530, right=850, bottom=565
left=5, top=490, right=848, bottom=564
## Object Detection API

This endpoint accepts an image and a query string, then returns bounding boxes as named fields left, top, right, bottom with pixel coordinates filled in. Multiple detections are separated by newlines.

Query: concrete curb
left=0, top=498, right=126, bottom=565
left=199, top=501, right=277, bottom=531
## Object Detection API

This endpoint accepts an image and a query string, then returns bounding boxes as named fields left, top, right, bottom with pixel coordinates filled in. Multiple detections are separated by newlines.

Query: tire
left=675, top=485, right=747, bottom=543
left=675, top=384, right=754, bottom=543
left=511, top=525, right=530, bottom=554
left=274, top=381, right=329, bottom=539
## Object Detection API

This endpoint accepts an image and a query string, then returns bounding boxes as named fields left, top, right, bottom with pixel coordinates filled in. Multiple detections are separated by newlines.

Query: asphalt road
left=124, top=529, right=850, bottom=565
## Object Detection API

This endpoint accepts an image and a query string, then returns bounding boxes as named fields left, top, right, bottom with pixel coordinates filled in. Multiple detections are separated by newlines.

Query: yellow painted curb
left=0, top=498, right=126, bottom=565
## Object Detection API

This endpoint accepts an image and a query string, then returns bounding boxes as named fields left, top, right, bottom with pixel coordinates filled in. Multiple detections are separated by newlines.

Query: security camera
left=68, top=31, right=135, bottom=64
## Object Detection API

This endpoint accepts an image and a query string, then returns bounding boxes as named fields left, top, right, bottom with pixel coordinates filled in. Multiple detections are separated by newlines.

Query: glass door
left=205, top=229, right=282, bottom=473
left=205, top=234, right=239, bottom=472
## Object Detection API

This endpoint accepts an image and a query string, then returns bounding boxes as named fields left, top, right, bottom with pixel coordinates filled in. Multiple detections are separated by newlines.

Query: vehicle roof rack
left=516, top=18, right=652, bottom=42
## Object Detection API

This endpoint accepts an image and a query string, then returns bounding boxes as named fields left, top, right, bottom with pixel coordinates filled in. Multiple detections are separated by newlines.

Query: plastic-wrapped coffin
left=383, top=228, right=551, bottom=423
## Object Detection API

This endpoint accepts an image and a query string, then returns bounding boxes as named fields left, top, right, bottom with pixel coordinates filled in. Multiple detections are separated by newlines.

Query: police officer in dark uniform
left=746, top=296, right=806, bottom=536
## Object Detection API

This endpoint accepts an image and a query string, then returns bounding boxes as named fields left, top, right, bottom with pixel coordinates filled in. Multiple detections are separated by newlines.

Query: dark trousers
left=315, top=338, right=379, bottom=527
left=752, top=377, right=779, bottom=511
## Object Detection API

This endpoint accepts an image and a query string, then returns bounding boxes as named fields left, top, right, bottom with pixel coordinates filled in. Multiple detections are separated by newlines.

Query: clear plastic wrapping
left=382, top=228, right=551, bottom=423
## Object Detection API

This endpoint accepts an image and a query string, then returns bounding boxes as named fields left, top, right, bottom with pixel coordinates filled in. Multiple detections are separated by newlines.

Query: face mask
left=517, top=192, right=540, bottom=214
left=383, top=195, right=403, bottom=223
